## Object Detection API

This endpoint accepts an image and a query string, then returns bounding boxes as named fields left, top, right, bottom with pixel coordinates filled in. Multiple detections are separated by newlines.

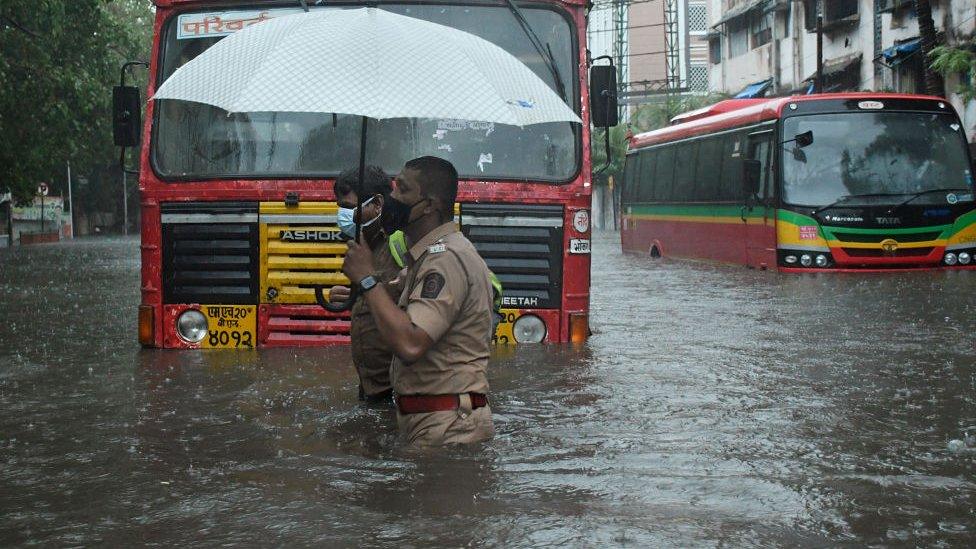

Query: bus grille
left=260, top=202, right=349, bottom=304
left=831, top=231, right=942, bottom=243
left=261, top=305, right=351, bottom=346
left=460, top=203, right=563, bottom=309
left=161, top=202, right=259, bottom=304
left=843, top=247, right=934, bottom=257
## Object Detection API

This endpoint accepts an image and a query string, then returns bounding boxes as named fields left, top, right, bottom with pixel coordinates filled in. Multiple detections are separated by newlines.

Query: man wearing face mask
left=341, top=156, right=495, bottom=446
left=330, top=166, right=402, bottom=403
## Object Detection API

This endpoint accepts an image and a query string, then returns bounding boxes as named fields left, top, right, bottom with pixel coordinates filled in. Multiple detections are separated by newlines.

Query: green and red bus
left=621, top=93, right=976, bottom=272
left=128, top=0, right=601, bottom=348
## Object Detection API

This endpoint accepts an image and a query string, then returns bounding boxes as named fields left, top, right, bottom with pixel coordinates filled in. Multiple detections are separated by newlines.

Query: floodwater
left=1, top=233, right=975, bottom=547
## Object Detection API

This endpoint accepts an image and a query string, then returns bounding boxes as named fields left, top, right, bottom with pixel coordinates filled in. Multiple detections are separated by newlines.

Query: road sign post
left=38, top=182, right=49, bottom=233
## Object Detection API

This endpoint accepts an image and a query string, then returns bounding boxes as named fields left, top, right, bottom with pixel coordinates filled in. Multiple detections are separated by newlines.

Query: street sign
left=37, top=183, right=49, bottom=196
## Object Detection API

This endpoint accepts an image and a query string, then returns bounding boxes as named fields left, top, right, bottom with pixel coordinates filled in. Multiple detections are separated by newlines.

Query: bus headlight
left=958, top=252, right=971, bottom=265
left=784, top=255, right=798, bottom=265
left=513, top=314, right=546, bottom=343
left=815, top=254, right=829, bottom=268
left=800, top=254, right=813, bottom=267
left=176, top=309, right=208, bottom=343
left=944, top=253, right=958, bottom=266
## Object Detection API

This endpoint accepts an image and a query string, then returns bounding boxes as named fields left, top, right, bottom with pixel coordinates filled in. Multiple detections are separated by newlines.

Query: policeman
left=341, top=156, right=495, bottom=445
left=329, top=166, right=402, bottom=403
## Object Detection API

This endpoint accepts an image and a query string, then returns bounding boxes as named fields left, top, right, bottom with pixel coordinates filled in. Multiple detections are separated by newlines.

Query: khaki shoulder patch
left=420, top=272, right=446, bottom=299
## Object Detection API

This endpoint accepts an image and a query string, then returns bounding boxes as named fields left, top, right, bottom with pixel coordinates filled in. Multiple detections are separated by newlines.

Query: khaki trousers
left=396, top=402, right=494, bottom=446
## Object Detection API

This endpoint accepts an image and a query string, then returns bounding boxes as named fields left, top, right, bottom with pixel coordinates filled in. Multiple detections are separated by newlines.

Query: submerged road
left=1, top=233, right=975, bottom=546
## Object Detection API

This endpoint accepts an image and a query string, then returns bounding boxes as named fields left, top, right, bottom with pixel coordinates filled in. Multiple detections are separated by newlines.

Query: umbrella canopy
left=153, top=7, right=581, bottom=127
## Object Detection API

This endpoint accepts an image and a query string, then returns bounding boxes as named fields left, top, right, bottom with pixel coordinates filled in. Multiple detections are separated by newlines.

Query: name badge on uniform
left=428, top=243, right=446, bottom=254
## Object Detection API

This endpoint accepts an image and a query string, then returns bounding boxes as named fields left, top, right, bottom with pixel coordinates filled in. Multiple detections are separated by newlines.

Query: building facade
left=706, top=0, right=976, bottom=142
left=588, top=0, right=713, bottom=106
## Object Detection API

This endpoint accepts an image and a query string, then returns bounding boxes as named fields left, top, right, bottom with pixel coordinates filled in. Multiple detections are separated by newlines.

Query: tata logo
left=875, top=217, right=902, bottom=225
left=280, top=230, right=344, bottom=242
left=880, top=239, right=899, bottom=254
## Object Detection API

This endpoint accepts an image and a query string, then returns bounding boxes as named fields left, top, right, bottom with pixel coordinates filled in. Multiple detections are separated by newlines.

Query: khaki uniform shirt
left=392, top=222, right=494, bottom=445
left=349, top=232, right=402, bottom=397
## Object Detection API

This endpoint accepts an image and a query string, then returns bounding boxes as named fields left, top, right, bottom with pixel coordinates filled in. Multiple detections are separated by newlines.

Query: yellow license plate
left=200, top=305, right=257, bottom=349
left=492, top=309, right=520, bottom=345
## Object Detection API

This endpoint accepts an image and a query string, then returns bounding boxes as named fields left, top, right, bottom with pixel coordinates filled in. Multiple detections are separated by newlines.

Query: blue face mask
left=337, top=207, right=356, bottom=238
left=337, top=196, right=378, bottom=238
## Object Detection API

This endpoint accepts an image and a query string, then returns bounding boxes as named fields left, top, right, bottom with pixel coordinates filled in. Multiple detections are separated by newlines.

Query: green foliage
left=0, top=0, right=153, bottom=205
left=589, top=93, right=729, bottom=186
left=930, top=42, right=976, bottom=102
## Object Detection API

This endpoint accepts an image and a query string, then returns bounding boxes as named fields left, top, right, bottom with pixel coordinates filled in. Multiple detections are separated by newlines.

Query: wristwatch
left=358, top=275, right=378, bottom=292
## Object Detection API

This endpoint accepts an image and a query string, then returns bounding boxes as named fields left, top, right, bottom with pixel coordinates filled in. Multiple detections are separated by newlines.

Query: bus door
left=743, top=130, right=776, bottom=269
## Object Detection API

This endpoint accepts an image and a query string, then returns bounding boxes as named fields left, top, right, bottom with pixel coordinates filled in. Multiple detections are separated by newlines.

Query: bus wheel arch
left=649, top=240, right=663, bottom=258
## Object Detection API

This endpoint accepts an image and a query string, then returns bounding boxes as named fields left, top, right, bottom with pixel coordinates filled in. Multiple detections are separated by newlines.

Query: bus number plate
left=492, top=309, right=520, bottom=345
left=201, top=305, right=256, bottom=349
left=569, top=239, right=591, bottom=254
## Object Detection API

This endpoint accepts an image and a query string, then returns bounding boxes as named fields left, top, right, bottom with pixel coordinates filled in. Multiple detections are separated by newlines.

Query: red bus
left=621, top=93, right=976, bottom=272
left=126, top=0, right=599, bottom=348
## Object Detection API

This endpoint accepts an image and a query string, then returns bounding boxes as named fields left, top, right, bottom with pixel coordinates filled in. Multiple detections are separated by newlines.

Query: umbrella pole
left=319, top=115, right=369, bottom=313
left=355, top=115, right=368, bottom=241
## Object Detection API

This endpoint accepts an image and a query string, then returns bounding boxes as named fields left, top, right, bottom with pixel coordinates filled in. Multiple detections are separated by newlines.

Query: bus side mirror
left=590, top=65, right=618, bottom=128
left=742, top=159, right=762, bottom=196
left=113, top=85, right=142, bottom=147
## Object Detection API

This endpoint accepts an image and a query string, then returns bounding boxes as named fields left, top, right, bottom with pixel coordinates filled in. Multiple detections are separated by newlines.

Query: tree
left=0, top=0, right=153, bottom=206
left=930, top=41, right=976, bottom=102
left=914, top=0, right=945, bottom=97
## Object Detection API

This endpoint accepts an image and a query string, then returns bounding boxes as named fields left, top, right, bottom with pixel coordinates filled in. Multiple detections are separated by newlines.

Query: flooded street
left=2, top=232, right=975, bottom=546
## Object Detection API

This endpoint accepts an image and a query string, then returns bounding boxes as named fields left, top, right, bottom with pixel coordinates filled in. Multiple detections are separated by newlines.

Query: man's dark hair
left=334, top=165, right=391, bottom=200
left=405, top=156, right=458, bottom=219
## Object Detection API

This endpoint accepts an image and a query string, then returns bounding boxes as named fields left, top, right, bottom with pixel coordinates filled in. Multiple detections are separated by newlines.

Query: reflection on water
left=1, top=234, right=975, bottom=545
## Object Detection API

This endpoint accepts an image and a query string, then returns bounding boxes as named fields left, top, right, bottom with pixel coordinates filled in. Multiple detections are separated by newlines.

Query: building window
left=689, top=64, right=709, bottom=92
left=803, top=0, right=817, bottom=31
left=728, top=19, right=749, bottom=58
left=824, top=0, right=858, bottom=22
left=751, top=11, right=772, bottom=48
left=688, top=2, right=708, bottom=35
left=709, top=36, right=722, bottom=64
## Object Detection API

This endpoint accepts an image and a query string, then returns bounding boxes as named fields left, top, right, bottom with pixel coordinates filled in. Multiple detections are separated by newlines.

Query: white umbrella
left=153, top=7, right=581, bottom=311
left=153, top=7, right=580, bottom=126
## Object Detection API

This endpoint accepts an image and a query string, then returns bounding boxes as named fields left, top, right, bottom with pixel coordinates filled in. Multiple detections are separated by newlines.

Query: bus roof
left=628, top=92, right=948, bottom=151
left=152, top=0, right=590, bottom=6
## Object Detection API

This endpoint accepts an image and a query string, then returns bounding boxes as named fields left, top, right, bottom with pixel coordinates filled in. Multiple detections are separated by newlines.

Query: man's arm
left=342, top=239, right=433, bottom=362
left=361, top=288, right=433, bottom=363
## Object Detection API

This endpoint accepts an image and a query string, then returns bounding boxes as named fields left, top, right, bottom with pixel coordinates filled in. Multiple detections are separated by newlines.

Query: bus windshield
left=153, top=5, right=578, bottom=182
left=781, top=112, right=974, bottom=207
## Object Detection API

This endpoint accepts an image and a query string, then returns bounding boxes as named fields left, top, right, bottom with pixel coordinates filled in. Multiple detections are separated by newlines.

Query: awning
left=881, top=37, right=921, bottom=65
left=734, top=78, right=773, bottom=98
left=711, top=0, right=785, bottom=28
left=804, top=53, right=862, bottom=80
left=711, top=0, right=763, bottom=28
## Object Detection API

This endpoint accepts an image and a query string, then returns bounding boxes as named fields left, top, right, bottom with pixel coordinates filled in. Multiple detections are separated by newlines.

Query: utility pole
left=66, top=161, right=74, bottom=238
left=122, top=169, right=128, bottom=236
left=815, top=0, right=824, bottom=93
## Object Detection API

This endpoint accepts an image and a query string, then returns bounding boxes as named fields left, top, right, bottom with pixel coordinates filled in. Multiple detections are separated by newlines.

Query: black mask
left=385, top=197, right=428, bottom=233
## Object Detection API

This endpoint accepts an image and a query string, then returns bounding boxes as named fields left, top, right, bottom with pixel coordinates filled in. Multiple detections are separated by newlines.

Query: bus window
left=673, top=141, right=699, bottom=201
left=696, top=137, right=723, bottom=201
left=623, top=154, right=640, bottom=203
left=639, top=150, right=657, bottom=202
left=653, top=146, right=676, bottom=201
left=747, top=134, right=773, bottom=201
left=719, top=135, right=743, bottom=200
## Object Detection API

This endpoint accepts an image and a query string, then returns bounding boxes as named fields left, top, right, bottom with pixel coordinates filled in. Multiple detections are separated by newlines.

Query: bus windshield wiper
left=890, top=187, right=972, bottom=210
left=501, top=0, right=567, bottom=101
left=812, top=193, right=909, bottom=216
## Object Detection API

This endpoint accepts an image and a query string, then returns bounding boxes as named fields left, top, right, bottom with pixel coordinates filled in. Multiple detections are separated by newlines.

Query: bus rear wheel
left=649, top=245, right=661, bottom=258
